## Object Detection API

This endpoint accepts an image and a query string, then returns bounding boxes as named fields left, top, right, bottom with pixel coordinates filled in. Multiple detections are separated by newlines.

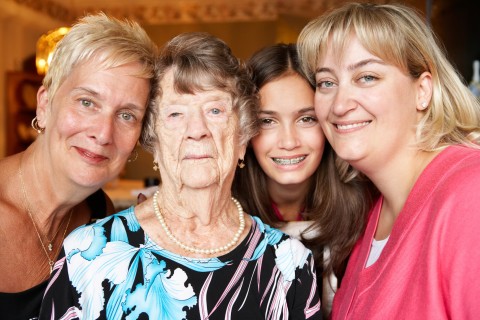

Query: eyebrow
left=72, top=87, right=145, bottom=110
left=72, top=87, right=99, bottom=96
left=258, top=106, right=315, bottom=116
left=316, top=58, right=386, bottom=74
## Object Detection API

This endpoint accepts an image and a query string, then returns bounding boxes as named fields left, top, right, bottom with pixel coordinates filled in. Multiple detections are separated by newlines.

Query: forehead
left=160, top=69, right=232, bottom=106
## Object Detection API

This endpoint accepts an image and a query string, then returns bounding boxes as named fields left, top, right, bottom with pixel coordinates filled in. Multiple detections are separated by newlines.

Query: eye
left=210, top=107, right=221, bottom=115
left=259, top=118, right=276, bottom=128
left=316, top=80, right=336, bottom=89
left=358, top=74, right=378, bottom=83
left=169, top=112, right=182, bottom=118
left=120, top=112, right=135, bottom=122
left=298, top=115, right=317, bottom=124
left=80, top=99, right=93, bottom=107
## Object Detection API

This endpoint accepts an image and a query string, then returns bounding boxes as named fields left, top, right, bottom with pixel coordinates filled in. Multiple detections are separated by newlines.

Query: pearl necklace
left=153, top=190, right=245, bottom=255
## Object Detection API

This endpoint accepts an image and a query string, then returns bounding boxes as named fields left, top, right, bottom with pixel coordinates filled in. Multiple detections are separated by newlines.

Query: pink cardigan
left=332, top=145, right=480, bottom=319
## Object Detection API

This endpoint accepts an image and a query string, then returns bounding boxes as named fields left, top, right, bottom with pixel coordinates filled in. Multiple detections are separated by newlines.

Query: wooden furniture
left=6, top=71, right=43, bottom=156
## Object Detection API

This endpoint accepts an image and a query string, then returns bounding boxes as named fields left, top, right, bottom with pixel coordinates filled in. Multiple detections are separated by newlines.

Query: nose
left=278, top=124, right=300, bottom=150
left=331, top=85, right=358, bottom=116
left=185, top=111, right=210, bottom=141
left=89, top=114, right=114, bottom=145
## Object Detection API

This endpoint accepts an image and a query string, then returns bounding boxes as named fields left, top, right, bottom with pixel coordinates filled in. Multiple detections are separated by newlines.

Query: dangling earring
left=153, top=161, right=159, bottom=171
left=237, top=159, right=245, bottom=169
left=31, top=117, right=45, bottom=134
left=127, top=150, right=138, bottom=163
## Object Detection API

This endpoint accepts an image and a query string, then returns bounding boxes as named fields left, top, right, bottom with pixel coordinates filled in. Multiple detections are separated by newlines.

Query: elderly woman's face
left=155, top=69, right=245, bottom=190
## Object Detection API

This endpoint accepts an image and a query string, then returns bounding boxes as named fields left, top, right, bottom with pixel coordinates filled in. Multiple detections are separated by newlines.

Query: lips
left=184, top=155, right=211, bottom=160
left=271, top=156, right=306, bottom=165
left=76, top=147, right=108, bottom=161
left=335, top=121, right=371, bottom=131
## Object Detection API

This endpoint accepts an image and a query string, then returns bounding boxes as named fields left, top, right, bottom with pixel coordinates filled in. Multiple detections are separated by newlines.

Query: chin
left=274, top=175, right=310, bottom=186
left=71, top=171, right=112, bottom=189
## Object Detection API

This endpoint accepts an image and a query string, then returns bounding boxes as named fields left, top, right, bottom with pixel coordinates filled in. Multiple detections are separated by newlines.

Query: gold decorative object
left=35, top=27, right=70, bottom=75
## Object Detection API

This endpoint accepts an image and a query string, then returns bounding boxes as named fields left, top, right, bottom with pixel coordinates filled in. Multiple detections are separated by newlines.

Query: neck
left=267, top=178, right=310, bottom=221
left=19, top=146, right=84, bottom=228
left=361, top=149, right=441, bottom=238
left=159, top=184, right=234, bottom=227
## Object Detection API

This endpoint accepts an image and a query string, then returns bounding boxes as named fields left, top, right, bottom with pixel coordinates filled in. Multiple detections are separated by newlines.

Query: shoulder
left=64, top=207, right=137, bottom=252
left=429, top=146, right=480, bottom=196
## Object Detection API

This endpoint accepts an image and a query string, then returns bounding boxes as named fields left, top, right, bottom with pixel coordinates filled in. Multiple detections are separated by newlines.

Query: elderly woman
left=0, top=13, right=157, bottom=319
left=39, top=32, right=321, bottom=319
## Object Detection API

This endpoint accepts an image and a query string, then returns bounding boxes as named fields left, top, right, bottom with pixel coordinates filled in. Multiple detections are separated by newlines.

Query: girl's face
left=251, top=74, right=324, bottom=188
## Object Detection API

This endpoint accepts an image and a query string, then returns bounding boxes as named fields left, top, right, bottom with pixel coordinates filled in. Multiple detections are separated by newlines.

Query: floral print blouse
left=39, top=207, right=321, bottom=320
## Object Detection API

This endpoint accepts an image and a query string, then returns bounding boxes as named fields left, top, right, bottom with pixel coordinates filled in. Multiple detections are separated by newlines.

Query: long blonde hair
left=298, top=3, right=480, bottom=152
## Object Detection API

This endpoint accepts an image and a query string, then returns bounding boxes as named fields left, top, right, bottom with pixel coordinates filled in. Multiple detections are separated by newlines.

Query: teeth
left=337, top=121, right=370, bottom=130
left=272, top=156, right=306, bottom=165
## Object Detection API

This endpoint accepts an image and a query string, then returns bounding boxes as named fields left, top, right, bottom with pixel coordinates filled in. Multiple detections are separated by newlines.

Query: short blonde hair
left=43, top=12, right=158, bottom=143
left=298, top=3, right=480, bottom=152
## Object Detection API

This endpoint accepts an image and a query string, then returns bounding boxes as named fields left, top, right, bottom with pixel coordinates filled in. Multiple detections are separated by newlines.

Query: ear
left=416, top=72, right=433, bottom=111
left=36, top=86, right=49, bottom=128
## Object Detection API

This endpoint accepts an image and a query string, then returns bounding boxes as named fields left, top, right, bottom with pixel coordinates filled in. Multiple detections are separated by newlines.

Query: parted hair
left=43, top=12, right=159, bottom=145
left=140, top=32, right=258, bottom=153
left=232, top=43, right=376, bottom=278
left=298, top=2, right=480, bottom=154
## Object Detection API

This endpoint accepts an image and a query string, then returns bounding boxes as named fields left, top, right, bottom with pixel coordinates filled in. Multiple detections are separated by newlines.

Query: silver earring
left=420, top=101, right=428, bottom=110
left=31, top=117, right=45, bottom=134
left=127, top=150, right=138, bottom=163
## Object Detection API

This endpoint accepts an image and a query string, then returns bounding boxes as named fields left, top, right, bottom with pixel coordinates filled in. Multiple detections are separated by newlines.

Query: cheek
left=115, top=127, right=142, bottom=154
left=251, top=126, right=280, bottom=152
left=51, top=109, right=84, bottom=138
left=314, top=97, right=330, bottom=122
left=308, top=129, right=326, bottom=153
left=251, top=134, right=269, bottom=155
left=157, top=131, right=181, bottom=158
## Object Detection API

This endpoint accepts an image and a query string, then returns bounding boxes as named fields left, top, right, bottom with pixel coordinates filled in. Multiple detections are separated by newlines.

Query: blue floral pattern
left=39, top=207, right=321, bottom=320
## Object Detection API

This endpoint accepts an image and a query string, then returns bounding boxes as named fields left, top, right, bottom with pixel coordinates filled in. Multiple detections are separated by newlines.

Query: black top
left=39, top=210, right=321, bottom=320
left=0, top=189, right=108, bottom=320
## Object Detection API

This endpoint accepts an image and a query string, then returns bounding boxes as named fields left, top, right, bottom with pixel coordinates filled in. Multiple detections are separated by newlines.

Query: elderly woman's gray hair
left=141, top=32, right=258, bottom=153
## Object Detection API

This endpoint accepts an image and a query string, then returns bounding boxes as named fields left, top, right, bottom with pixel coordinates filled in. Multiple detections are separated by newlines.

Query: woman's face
left=155, top=69, right=245, bottom=191
left=251, top=74, right=324, bottom=187
left=36, top=60, right=150, bottom=188
left=313, top=35, right=428, bottom=175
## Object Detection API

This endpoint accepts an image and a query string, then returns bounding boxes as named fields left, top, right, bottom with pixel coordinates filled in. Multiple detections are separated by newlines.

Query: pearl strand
left=153, top=191, right=245, bottom=255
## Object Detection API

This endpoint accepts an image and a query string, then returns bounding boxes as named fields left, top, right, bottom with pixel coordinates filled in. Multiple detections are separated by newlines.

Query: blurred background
left=1, top=0, right=478, bottom=208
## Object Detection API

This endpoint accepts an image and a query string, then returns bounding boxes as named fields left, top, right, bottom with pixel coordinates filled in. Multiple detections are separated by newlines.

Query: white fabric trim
left=366, top=236, right=390, bottom=267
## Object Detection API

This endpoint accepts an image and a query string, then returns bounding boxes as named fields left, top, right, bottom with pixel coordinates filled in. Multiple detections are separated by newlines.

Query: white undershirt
left=366, top=236, right=390, bottom=267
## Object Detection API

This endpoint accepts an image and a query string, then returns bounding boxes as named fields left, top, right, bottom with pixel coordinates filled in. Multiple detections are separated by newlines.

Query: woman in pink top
left=298, top=3, right=480, bottom=319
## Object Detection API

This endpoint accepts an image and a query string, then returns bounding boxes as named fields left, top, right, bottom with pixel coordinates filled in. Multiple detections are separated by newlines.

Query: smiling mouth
left=77, top=147, right=108, bottom=161
left=271, top=156, right=306, bottom=165
left=336, top=121, right=371, bottom=130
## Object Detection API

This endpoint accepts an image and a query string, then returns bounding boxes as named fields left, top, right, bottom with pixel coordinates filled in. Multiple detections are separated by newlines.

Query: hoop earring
left=237, top=159, right=245, bottom=169
left=31, top=117, right=45, bottom=134
left=127, top=150, right=138, bottom=163
left=153, top=161, right=159, bottom=171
